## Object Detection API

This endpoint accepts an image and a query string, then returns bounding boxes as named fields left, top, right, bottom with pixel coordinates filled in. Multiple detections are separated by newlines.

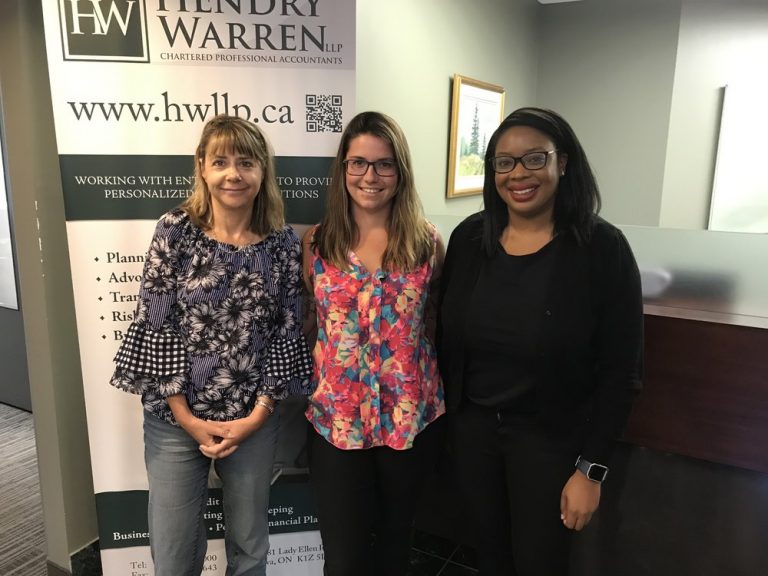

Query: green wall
left=357, top=0, right=541, bottom=219
left=536, top=0, right=681, bottom=228
left=0, top=0, right=97, bottom=571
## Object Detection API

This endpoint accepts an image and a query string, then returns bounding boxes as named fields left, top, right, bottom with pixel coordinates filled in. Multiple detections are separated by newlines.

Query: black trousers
left=308, top=417, right=446, bottom=576
left=450, top=403, right=584, bottom=576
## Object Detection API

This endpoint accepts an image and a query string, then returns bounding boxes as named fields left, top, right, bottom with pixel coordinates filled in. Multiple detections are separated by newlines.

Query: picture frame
left=446, top=74, right=505, bottom=198
left=0, top=86, right=19, bottom=310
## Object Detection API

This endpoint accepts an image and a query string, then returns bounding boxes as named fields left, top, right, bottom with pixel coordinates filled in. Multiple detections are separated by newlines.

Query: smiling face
left=344, top=133, right=399, bottom=218
left=493, top=125, right=567, bottom=225
left=200, top=138, right=263, bottom=216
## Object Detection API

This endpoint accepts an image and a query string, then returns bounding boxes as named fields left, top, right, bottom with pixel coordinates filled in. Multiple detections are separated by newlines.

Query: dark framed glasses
left=343, top=158, right=397, bottom=177
left=489, top=150, right=557, bottom=173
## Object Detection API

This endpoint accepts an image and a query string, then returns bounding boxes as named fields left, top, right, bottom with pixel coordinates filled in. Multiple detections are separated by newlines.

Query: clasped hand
left=185, top=412, right=268, bottom=460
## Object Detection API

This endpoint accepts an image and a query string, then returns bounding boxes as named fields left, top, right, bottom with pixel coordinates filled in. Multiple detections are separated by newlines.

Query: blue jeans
left=143, top=411, right=278, bottom=576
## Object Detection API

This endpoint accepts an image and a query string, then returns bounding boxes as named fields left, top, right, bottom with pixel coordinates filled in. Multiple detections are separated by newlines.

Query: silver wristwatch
left=575, top=456, right=609, bottom=483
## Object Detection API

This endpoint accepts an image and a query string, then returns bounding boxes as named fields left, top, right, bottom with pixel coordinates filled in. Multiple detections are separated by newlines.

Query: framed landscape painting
left=446, top=74, right=505, bottom=198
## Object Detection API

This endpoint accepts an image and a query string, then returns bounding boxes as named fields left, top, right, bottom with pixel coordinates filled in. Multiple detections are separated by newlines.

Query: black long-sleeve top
left=437, top=212, right=643, bottom=464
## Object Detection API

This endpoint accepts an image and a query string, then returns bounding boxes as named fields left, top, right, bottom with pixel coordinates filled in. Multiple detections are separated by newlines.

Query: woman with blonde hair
left=110, top=115, right=313, bottom=576
left=303, top=111, right=446, bottom=576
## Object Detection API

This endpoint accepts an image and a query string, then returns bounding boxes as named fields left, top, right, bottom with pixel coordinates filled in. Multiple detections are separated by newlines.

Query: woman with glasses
left=438, top=107, right=643, bottom=575
left=303, top=111, right=446, bottom=576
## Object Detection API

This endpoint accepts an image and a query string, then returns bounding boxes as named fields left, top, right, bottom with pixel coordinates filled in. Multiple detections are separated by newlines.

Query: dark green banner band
left=59, top=155, right=331, bottom=224
left=95, top=475, right=320, bottom=550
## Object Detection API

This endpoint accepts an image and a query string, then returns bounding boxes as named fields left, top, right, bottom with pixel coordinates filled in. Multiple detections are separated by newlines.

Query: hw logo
left=58, top=0, right=149, bottom=62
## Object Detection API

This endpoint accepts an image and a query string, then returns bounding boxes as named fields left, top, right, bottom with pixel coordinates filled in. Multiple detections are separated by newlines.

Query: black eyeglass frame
left=488, top=150, right=558, bottom=174
left=342, top=158, right=397, bottom=177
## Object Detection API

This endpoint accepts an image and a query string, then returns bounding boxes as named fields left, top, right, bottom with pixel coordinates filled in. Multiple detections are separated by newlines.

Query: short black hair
left=481, top=107, right=601, bottom=255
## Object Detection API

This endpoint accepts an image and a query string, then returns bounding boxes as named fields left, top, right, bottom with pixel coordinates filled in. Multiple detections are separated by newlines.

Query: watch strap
left=575, top=456, right=609, bottom=483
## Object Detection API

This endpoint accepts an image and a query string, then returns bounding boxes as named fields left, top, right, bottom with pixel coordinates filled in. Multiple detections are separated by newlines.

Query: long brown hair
left=315, top=111, right=431, bottom=271
left=182, top=115, right=285, bottom=234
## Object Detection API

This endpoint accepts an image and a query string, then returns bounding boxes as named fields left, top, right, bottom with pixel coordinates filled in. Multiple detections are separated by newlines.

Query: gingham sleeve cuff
left=113, top=322, right=188, bottom=377
left=262, top=336, right=315, bottom=398
left=109, top=367, right=186, bottom=398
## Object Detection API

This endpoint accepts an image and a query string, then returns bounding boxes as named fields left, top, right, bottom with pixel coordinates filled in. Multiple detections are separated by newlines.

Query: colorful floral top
left=306, top=225, right=445, bottom=450
left=110, top=209, right=314, bottom=425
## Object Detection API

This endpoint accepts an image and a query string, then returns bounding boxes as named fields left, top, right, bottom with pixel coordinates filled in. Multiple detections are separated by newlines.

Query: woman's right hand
left=167, top=394, right=236, bottom=459
left=184, top=417, right=235, bottom=459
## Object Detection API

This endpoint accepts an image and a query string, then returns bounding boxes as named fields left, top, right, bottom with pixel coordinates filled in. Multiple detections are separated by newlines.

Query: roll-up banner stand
left=40, top=1, right=355, bottom=573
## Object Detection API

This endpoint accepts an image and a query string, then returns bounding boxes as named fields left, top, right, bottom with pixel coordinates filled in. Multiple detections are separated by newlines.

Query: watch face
left=588, top=464, right=608, bottom=482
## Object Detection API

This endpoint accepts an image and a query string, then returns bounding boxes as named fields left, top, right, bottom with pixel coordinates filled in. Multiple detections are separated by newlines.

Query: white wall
left=535, top=0, right=768, bottom=231
left=660, top=0, right=768, bottom=229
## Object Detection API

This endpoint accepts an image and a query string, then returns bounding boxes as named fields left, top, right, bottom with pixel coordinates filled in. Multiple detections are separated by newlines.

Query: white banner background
left=40, top=1, right=355, bottom=573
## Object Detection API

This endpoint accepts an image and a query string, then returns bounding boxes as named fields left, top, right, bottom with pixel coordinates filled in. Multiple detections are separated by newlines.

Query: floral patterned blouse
left=110, top=209, right=313, bottom=425
left=305, top=225, right=445, bottom=450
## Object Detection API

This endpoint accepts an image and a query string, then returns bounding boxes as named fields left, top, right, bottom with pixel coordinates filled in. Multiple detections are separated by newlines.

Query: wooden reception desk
left=624, top=314, right=768, bottom=474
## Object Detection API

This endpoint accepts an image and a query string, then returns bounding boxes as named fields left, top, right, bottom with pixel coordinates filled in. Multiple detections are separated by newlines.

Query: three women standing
left=438, top=107, right=643, bottom=576
left=110, top=105, right=639, bottom=576
left=303, top=111, right=446, bottom=576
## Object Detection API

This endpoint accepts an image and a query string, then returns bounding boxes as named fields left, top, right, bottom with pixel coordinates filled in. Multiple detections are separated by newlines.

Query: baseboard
left=71, top=540, right=102, bottom=576
left=46, top=540, right=102, bottom=576
left=46, top=561, right=70, bottom=576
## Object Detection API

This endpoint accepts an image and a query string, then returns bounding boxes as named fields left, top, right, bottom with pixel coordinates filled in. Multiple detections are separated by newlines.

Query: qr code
left=306, top=94, right=343, bottom=133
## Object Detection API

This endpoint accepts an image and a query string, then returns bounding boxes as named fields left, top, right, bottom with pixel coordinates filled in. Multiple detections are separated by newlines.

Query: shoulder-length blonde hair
left=315, top=111, right=431, bottom=272
left=181, top=114, right=285, bottom=234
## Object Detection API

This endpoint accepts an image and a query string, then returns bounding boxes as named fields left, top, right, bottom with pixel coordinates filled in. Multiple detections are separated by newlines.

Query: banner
left=40, top=1, right=355, bottom=573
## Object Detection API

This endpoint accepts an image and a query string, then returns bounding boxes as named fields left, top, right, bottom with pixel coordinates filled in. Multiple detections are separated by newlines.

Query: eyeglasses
left=343, top=158, right=397, bottom=177
left=489, top=150, right=557, bottom=173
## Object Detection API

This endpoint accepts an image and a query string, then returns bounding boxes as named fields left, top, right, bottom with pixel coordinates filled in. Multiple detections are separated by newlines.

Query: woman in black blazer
left=438, top=107, right=643, bottom=576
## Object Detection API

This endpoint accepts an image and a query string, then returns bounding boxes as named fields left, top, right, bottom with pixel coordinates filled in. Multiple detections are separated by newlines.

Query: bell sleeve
left=259, top=228, right=314, bottom=399
left=109, top=214, right=188, bottom=398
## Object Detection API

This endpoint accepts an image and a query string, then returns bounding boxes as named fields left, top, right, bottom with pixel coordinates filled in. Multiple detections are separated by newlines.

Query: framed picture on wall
left=446, top=74, right=505, bottom=198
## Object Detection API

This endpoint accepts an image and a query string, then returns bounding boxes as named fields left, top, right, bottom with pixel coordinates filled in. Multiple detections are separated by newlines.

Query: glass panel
left=620, top=225, right=768, bottom=328
left=427, top=214, right=768, bottom=329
